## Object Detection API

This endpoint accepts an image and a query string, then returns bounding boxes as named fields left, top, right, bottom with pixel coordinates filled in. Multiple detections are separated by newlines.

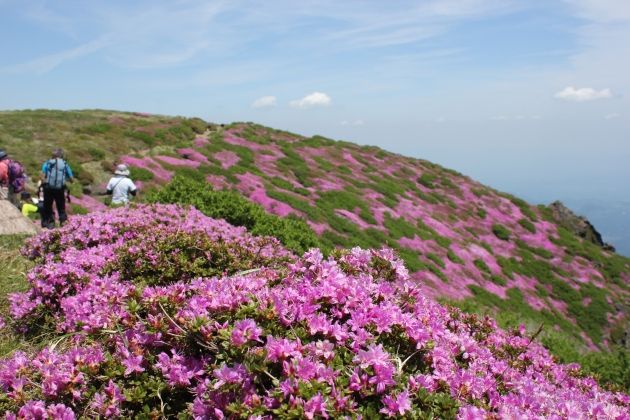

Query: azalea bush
left=0, top=205, right=628, bottom=418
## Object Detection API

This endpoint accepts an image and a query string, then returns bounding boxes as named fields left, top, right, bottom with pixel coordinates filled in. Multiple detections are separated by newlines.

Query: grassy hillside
left=0, top=236, right=32, bottom=356
left=1, top=109, right=629, bottom=354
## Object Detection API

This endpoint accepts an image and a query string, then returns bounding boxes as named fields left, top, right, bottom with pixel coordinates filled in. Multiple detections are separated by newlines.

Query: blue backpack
left=46, top=158, right=67, bottom=190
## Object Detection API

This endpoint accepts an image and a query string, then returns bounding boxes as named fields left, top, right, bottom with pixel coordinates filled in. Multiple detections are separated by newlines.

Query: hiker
left=41, top=148, right=73, bottom=228
left=0, top=149, right=27, bottom=208
left=106, top=164, right=137, bottom=206
left=20, top=191, right=40, bottom=219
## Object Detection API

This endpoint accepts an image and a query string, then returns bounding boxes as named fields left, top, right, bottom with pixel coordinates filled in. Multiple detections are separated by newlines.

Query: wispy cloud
left=2, top=35, right=112, bottom=74
left=5, top=1, right=229, bottom=73
left=604, top=112, right=620, bottom=120
left=290, top=92, right=332, bottom=109
left=252, top=96, right=277, bottom=108
left=554, top=86, right=612, bottom=101
left=4, top=0, right=519, bottom=74
left=323, top=0, right=518, bottom=49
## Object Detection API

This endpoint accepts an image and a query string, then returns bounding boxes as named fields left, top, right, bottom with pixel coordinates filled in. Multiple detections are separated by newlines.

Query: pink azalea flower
left=380, top=389, right=412, bottom=417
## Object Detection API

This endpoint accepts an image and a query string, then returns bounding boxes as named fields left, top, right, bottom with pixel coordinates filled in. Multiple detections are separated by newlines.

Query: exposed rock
left=0, top=200, right=40, bottom=235
left=548, top=201, right=616, bottom=252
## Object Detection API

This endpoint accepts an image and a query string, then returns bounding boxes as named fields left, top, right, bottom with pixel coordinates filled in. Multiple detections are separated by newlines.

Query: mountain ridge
left=1, top=109, right=628, bottom=352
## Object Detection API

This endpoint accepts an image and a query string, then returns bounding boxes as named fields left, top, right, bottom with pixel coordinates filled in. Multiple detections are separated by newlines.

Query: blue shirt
left=41, top=159, right=73, bottom=179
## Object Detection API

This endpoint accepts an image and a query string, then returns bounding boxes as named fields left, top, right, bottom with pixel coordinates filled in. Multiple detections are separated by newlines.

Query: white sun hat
left=114, top=164, right=130, bottom=176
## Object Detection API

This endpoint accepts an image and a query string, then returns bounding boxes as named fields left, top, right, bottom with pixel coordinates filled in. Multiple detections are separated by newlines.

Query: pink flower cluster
left=0, top=206, right=627, bottom=418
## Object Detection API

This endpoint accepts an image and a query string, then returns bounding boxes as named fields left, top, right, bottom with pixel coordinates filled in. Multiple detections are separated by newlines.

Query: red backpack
left=8, top=160, right=27, bottom=193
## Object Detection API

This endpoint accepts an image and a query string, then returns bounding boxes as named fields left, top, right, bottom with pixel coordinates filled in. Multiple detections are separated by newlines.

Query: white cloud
left=605, top=112, right=620, bottom=119
left=340, top=119, right=364, bottom=126
left=554, top=86, right=613, bottom=101
left=290, top=92, right=332, bottom=109
left=251, top=96, right=277, bottom=108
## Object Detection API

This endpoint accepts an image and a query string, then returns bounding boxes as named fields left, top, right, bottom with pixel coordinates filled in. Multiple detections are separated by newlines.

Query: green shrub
left=87, top=147, right=106, bottom=160
left=313, top=156, right=335, bottom=172
left=473, top=259, right=491, bottom=274
left=447, top=249, right=464, bottom=264
left=418, top=173, right=437, bottom=189
left=492, top=224, right=511, bottom=241
left=147, top=176, right=321, bottom=254
left=417, top=191, right=439, bottom=205
left=240, top=125, right=271, bottom=144
left=479, top=241, right=494, bottom=254
left=579, top=348, right=630, bottom=391
left=440, top=177, right=458, bottom=191
left=535, top=284, right=549, bottom=297
left=518, top=218, right=537, bottom=233
left=396, top=248, right=426, bottom=272
left=427, top=263, right=449, bottom=282
left=270, top=176, right=295, bottom=191
left=172, top=167, right=206, bottom=183
left=70, top=204, right=89, bottom=215
left=426, top=252, right=446, bottom=269
left=541, top=333, right=630, bottom=392
left=515, top=239, right=553, bottom=259
left=184, top=117, right=208, bottom=134
left=489, top=274, right=507, bottom=286
left=300, top=135, right=336, bottom=148
left=129, top=166, right=155, bottom=182
left=266, top=190, right=320, bottom=220
left=277, top=144, right=313, bottom=187
left=82, top=123, right=112, bottom=135
left=126, top=130, right=156, bottom=146
left=434, top=235, right=452, bottom=249
left=316, top=190, right=376, bottom=225
left=369, top=175, right=406, bottom=205
left=383, top=213, right=416, bottom=239
left=503, top=194, right=538, bottom=221
left=471, top=187, right=489, bottom=197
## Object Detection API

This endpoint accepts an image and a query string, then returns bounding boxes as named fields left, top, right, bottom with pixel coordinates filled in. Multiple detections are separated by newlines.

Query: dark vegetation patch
left=518, top=218, right=537, bottom=233
left=316, top=190, right=376, bottom=225
left=492, top=224, right=511, bottom=241
left=277, top=144, right=313, bottom=187
left=147, top=176, right=320, bottom=254
left=129, top=166, right=155, bottom=182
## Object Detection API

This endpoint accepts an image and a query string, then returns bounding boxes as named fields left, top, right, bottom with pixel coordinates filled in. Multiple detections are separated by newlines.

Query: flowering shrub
left=0, top=206, right=628, bottom=418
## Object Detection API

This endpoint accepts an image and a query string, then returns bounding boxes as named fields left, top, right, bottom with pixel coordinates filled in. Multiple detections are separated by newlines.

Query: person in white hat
left=106, top=164, right=137, bottom=206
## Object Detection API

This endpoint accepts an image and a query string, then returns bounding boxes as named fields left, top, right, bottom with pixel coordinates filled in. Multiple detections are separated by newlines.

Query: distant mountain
left=1, top=109, right=628, bottom=351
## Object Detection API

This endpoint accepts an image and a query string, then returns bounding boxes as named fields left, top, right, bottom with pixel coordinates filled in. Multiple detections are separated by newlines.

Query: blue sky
left=1, top=0, right=629, bottom=208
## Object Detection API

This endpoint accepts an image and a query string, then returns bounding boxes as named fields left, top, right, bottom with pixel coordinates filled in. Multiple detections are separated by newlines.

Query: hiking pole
left=0, top=187, right=7, bottom=200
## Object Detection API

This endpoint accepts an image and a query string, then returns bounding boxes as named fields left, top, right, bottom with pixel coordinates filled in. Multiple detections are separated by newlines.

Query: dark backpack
left=46, top=158, right=67, bottom=190
left=8, top=160, right=27, bottom=193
